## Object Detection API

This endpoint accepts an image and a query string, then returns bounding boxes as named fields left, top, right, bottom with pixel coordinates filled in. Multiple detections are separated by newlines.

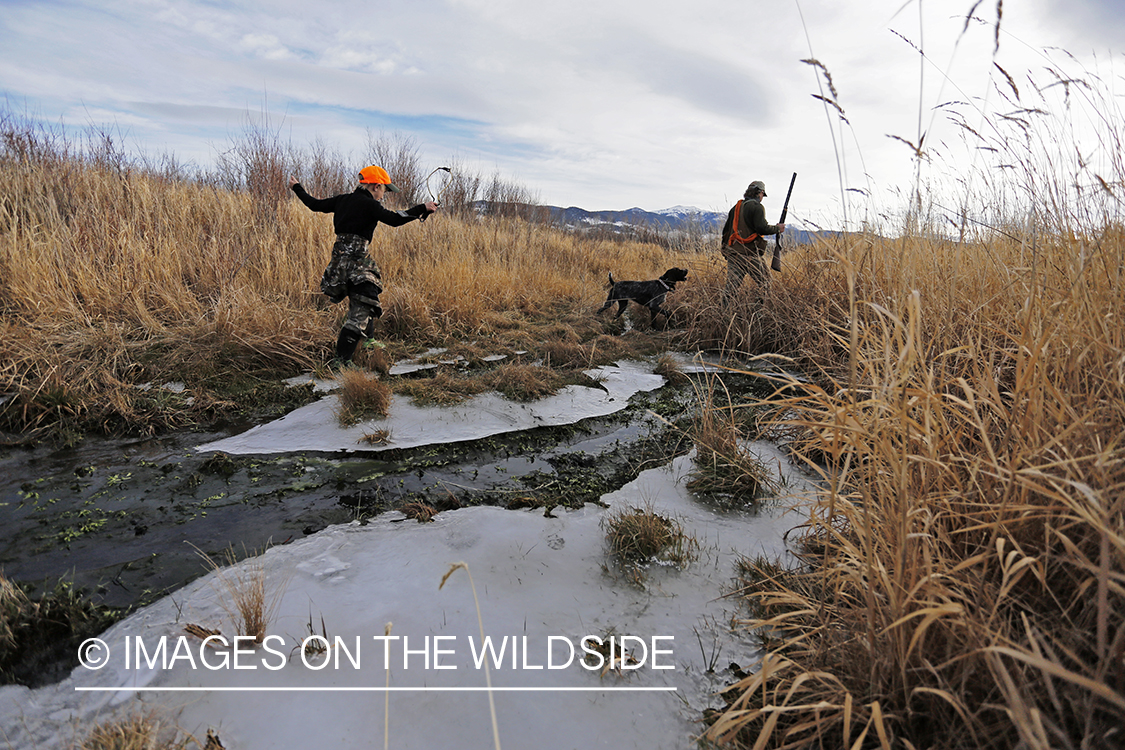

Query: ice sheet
left=0, top=452, right=816, bottom=750
left=200, top=361, right=664, bottom=455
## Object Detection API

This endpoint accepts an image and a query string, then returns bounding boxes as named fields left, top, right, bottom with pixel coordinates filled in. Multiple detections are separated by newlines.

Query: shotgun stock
left=772, top=172, right=797, bottom=272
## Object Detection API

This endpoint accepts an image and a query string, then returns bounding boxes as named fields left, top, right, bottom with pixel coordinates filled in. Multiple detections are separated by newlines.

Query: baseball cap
left=358, top=165, right=402, bottom=192
left=748, top=180, right=767, bottom=196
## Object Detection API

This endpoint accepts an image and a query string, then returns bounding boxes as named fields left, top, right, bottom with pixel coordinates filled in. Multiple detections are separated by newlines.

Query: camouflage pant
left=321, top=233, right=383, bottom=336
left=721, top=241, right=769, bottom=296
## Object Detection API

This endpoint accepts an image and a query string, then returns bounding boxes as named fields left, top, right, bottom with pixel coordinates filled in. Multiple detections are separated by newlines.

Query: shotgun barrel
left=772, top=172, right=797, bottom=272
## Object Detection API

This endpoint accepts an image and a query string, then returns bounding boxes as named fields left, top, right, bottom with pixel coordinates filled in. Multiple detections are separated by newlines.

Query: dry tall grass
left=702, top=228, right=1125, bottom=749
left=0, top=110, right=693, bottom=443
left=335, top=368, right=393, bottom=425
left=76, top=712, right=204, bottom=750
left=700, top=57, right=1125, bottom=750
left=194, top=546, right=287, bottom=644
left=3, top=49, right=1122, bottom=747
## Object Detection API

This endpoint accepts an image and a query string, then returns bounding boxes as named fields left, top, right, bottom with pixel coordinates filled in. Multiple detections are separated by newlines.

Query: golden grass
left=75, top=712, right=206, bottom=750
left=194, top=545, right=287, bottom=644
left=0, top=116, right=694, bottom=443
left=335, top=368, right=393, bottom=425
left=602, top=503, right=699, bottom=569
left=4, top=92, right=1123, bottom=749
left=702, top=228, right=1125, bottom=748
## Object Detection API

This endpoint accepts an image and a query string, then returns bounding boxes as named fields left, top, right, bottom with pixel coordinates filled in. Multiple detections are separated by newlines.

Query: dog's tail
left=606, top=272, right=615, bottom=289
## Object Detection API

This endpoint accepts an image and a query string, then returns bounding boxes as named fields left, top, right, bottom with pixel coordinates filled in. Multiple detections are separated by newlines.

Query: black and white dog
left=597, top=267, right=688, bottom=324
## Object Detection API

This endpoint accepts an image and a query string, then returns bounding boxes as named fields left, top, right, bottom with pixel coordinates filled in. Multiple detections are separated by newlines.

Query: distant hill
left=470, top=200, right=830, bottom=246
left=540, top=204, right=828, bottom=246
left=545, top=204, right=725, bottom=233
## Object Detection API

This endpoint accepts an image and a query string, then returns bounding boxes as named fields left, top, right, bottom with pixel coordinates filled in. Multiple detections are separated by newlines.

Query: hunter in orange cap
left=287, top=167, right=437, bottom=366
left=357, top=165, right=401, bottom=192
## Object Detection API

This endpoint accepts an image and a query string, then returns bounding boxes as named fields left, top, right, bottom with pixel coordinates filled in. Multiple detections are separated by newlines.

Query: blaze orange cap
left=358, top=165, right=401, bottom=192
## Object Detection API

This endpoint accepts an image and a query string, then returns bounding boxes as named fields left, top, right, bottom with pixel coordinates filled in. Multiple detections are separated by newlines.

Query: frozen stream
left=1, top=357, right=817, bottom=749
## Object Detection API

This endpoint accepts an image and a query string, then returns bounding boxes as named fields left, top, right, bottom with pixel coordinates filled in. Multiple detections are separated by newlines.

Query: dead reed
left=77, top=712, right=205, bottom=750
left=706, top=269, right=1125, bottom=747
left=193, top=545, right=287, bottom=644
left=701, top=97, right=1125, bottom=750
left=335, top=368, right=393, bottom=425
left=697, top=47, right=1125, bottom=748
left=0, top=110, right=694, bottom=444
left=602, top=503, right=699, bottom=568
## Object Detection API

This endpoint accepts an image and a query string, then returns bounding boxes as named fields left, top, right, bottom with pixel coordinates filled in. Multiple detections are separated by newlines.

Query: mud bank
left=1, top=358, right=779, bottom=612
left=1, top=447, right=816, bottom=750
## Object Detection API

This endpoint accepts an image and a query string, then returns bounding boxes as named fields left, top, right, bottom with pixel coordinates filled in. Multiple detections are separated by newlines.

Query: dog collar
left=658, top=279, right=671, bottom=290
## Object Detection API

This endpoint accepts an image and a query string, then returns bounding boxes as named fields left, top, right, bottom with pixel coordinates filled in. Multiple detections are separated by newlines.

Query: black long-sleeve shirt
left=290, top=184, right=428, bottom=241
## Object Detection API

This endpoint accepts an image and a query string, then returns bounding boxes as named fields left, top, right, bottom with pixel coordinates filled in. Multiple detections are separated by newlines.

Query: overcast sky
left=1, top=0, right=1122, bottom=227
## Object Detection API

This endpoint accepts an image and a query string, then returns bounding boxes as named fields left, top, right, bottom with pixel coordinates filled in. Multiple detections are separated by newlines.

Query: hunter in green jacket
left=720, top=180, right=785, bottom=299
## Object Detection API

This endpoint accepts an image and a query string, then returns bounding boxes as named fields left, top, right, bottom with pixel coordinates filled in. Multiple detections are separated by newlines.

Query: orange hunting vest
left=729, top=200, right=760, bottom=245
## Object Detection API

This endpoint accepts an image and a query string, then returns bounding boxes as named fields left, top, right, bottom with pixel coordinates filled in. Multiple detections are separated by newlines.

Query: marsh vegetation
left=603, top=503, right=700, bottom=575
left=2, top=40, right=1124, bottom=748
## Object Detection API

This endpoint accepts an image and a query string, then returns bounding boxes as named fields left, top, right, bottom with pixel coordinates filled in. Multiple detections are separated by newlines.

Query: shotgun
left=772, top=172, right=797, bottom=272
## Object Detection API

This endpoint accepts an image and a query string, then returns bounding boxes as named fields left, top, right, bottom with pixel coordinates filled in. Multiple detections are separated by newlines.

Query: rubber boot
left=335, top=328, right=364, bottom=364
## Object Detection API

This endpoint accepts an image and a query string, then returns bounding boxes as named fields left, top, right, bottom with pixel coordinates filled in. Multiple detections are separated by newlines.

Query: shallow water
left=1, top=355, right=818, bottom=749
left=0, top=361, right=679, bottom=609
left=1, top=451, right=815, bottom=750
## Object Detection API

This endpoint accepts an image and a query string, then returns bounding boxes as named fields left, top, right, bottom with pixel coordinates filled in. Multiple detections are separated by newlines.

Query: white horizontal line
left=75, top=686, right=677, bottom=693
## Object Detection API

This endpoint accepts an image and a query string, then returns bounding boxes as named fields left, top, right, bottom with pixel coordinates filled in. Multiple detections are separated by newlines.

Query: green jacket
left=721, top=197, right=779, bottom=253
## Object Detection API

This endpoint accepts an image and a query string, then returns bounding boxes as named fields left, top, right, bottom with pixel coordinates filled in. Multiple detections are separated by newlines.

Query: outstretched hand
left=287, top=176, right=299, bottom=188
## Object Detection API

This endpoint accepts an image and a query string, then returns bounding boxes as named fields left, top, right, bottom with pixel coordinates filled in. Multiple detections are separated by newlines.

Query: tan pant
left=722, top=242, right=769, bottom=297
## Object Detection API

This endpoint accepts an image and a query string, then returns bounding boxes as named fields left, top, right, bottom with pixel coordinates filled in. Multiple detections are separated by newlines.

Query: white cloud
left=240, top=33, right=292, bottom=61
left=0, top=0, right=1119, bottom=224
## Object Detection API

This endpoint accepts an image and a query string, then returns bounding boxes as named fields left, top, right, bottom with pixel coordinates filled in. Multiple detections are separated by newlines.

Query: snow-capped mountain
left=472, top=201, right=826, bottom=245
left=543, top=204, right=726, bottom=233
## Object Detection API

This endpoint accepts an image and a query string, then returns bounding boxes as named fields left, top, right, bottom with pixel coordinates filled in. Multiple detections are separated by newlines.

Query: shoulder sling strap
left=729, top=200, right=760, bottom=245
